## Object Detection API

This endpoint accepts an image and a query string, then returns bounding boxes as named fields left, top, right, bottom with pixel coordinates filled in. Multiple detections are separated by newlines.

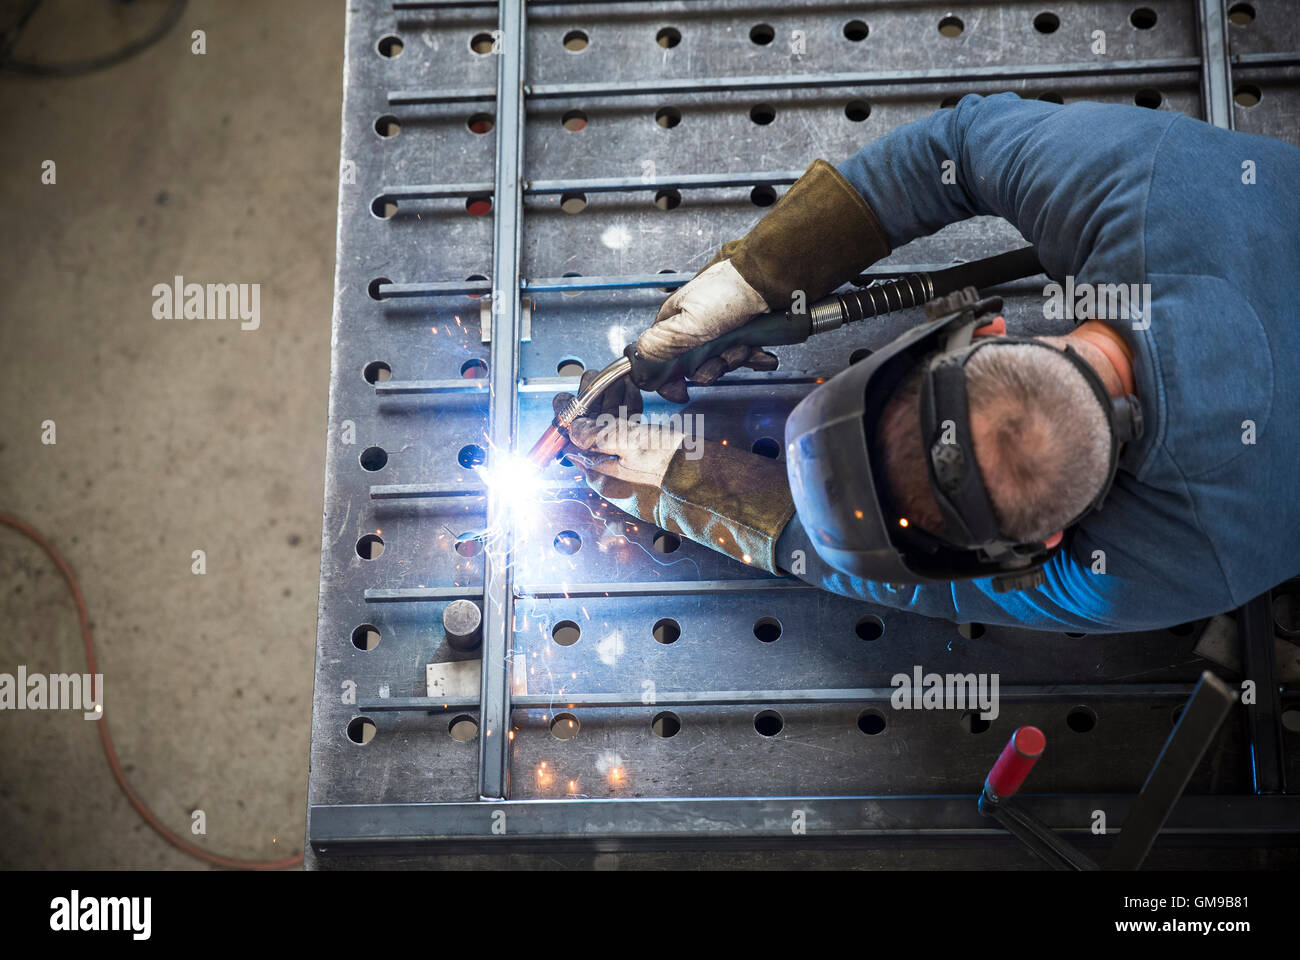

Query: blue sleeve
left=774, top=512, right=1194, bottom=634
left=835, top=93, right=1178, bottom=281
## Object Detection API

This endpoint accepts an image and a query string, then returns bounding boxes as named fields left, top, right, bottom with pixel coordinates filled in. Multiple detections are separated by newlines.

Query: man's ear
left=1043, top=530, right=1064, bottom=549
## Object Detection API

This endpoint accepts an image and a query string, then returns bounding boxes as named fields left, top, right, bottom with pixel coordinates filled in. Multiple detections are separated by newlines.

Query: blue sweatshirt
left=776, top=93, right=1300, bottom=633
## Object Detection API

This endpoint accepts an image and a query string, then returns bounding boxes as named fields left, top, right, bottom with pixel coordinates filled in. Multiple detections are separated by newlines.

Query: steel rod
left=1104, top=671, right=1237, bottom=869
left=477, top=0, right=526, bottom=802
left=389, top=58, right=1203, bottom=106
left=1239, top=591, right=1287, bottom=794
left=358, top=684, right=1200, bottom=713
left=310, top=795, right=1300, bottom=854
left=1197, top=0, right=1234, bottom=130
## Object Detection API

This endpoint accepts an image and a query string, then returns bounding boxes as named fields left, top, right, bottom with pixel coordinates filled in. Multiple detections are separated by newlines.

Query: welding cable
left=1, top=0, right=188, bottom=77
left=0, top=512, right=302, bottom=870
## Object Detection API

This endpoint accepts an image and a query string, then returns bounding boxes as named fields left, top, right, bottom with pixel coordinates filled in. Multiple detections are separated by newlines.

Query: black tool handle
left=626, top=247, right=1043, bottom=391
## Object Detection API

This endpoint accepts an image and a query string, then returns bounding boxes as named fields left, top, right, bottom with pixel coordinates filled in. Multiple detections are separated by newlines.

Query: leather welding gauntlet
left=554, top=390, right=795, bottom=573
left=636, top=158, right=891, bottom=402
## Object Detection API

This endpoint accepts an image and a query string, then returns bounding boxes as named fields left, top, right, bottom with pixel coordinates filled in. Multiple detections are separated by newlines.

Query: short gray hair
left=880, top=342, right=1112, bottom=542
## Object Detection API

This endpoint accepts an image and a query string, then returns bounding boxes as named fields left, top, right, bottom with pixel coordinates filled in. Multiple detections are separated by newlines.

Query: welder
left=554, top=93, right=1300, bottom=633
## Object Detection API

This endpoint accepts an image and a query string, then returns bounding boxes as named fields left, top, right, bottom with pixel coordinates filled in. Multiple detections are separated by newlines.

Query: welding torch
left=526, top=245, right=1044, bottom=467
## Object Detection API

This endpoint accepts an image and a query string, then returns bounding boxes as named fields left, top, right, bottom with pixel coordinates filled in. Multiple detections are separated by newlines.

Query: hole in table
left=458, top=444, right=486, bottom=468
left=554, top=530, right=582, bottom=555
left=1130, top=7, right=1157, bottom=29
left=653, top=618, right=681, bottom=644
left=653, top=530, right=681, bottom=553
left=654, top=188, right=682, bottom=211
left=351, top=624, right=380, bottom=651
left=550, top=712, right=580, bottom=738
left=1067, top=705, right=1097, bottom=733
left=449, top=716, right=478, bottom=742
left=347, top=717, right=376, bottom=744
left=652, top=711, right=681, bottom=737
left=359, top=446, right=387, bottom=471
left=938, top=16, right=964, bottom=38
left=655, top=106, right=681, bottom=128
left=856, top=615, right=885, bottom=641
left=552, top=620, right=580, bottom=646
left=858, top=709, right=886, bottom=735
left=845, top=99, right=871, bottom=122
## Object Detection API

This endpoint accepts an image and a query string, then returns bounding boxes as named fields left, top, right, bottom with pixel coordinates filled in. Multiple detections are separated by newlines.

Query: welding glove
left=554, top=376, right=795, bottom=573
left=635, top=158, right=891, bottom=402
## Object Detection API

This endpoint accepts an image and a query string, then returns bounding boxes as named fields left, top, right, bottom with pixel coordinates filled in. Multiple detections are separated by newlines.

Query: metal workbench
left=307, top=0, right=1300, bottom=868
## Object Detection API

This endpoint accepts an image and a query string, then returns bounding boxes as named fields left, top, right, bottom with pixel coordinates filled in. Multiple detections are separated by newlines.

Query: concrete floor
left=0, top=0, right=342, bottom=868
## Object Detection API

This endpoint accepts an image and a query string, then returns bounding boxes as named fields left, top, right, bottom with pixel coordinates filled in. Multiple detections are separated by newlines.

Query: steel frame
left=309, top=0, right=1300, bottom=863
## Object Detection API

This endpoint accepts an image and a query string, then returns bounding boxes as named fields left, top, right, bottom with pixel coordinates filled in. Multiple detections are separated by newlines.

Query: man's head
left=878, top=341, right=1112, bottom=544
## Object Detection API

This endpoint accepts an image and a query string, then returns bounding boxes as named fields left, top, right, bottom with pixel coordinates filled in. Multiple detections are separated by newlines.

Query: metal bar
left=980, top=798, right=1097, bottom=870
left=358, top=684, right=1200, bottom=713
left=519, top=579, right=812, bottom=598
left=377, top=281, right=491, bottom=299
left=1104, top=672, right=1238, bottom=870
left=525, top=171, right=803, bottom=194
left=366, top=586, right=483, bottom=602
left=477, top=0, right=526, bottom=802
left=381, top=172, right=800, bottom=202
left=369, top=483, right=485, bottom=500
left=309, top=795, right=1300, bottom=855
left=1197, top=0, right=1234, bottom=130
left=390, top=58, right=1202, bottom=106
left=395, top=0, right=716, bottom=7
left=1239, top=591, right=1287, bottom=794
left=1234, top=52, right=1300, bottom=68
left=373, top=378, right=491, bottom=394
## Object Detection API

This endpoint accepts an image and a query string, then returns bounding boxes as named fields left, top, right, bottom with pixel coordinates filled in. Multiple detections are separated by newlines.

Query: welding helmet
left=784, top=289, right=1143, bottom=592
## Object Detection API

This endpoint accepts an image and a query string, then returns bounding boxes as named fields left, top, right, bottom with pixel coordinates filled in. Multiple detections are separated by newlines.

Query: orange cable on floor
left=0, top=512, right=303, bottom=870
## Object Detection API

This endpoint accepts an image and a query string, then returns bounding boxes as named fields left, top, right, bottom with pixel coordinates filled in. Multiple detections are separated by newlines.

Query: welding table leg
left=1103, top=671, right=1237, bottom=870
left=1238, top=591, right=1287, bottom=794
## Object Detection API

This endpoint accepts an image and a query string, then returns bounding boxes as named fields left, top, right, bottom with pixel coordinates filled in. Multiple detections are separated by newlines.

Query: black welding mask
left=784, top=290, right=1143, bottom=592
